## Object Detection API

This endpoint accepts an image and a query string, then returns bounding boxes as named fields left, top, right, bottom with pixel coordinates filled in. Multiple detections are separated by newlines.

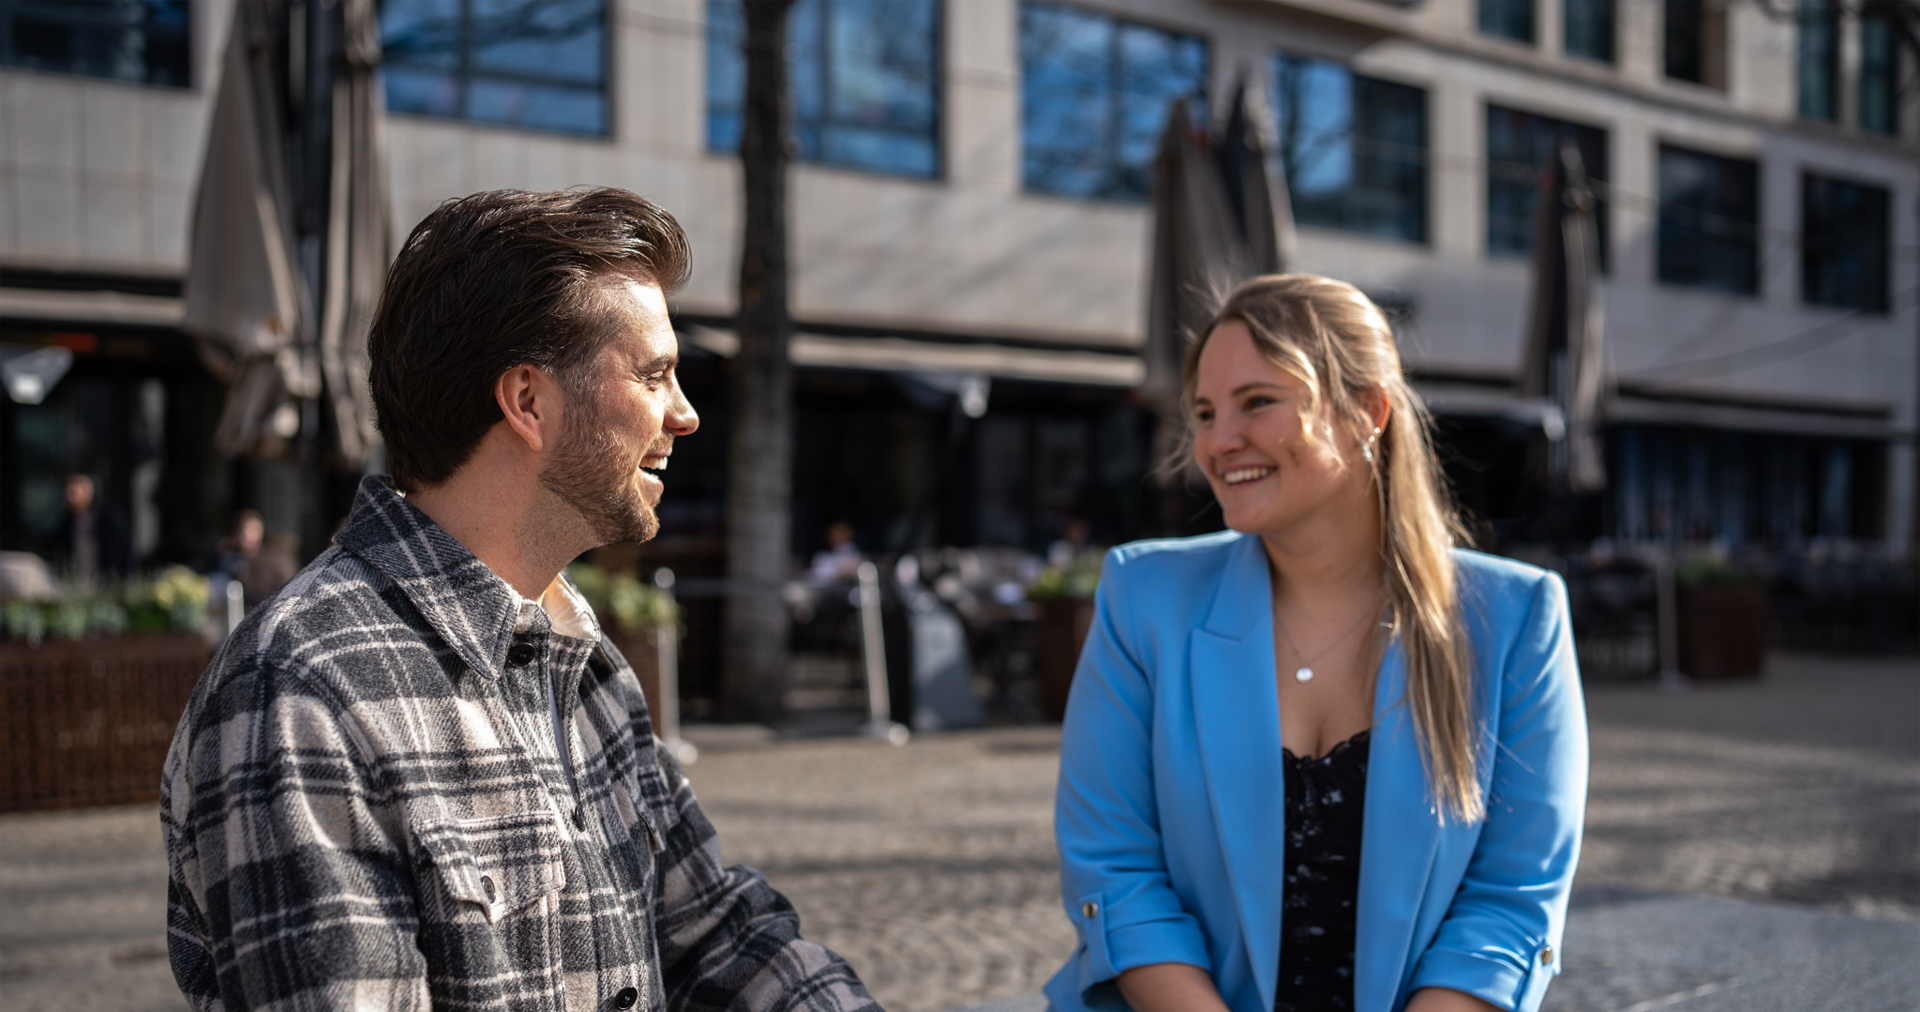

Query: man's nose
left=665, top=378, right=699, bottom=436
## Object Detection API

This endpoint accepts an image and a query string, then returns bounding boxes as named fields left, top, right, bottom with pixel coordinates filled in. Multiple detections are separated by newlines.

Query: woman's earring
left=1362, top=426, right=1381, bottom=464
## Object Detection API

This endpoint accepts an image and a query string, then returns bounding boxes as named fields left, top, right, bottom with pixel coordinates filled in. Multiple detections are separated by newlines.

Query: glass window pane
left=380, top=0, right=607, bottom=136
left=1021, top=1, right=1206, bottom=202
left=1797, top=0, right=1838, bottom=121
left=1664, top=0, right=1703, bottom=82
left=1478, top=0, right=1535, bottom=43
left=1272, top=53, right=1427, bottom=244
left=469, top=0, right=604, bottom=86
left=1657, top=145, right=1759, bottom=295
left=1020, top=2, right=1115, bottom=199
left=706, top=0, right=746, bottom=152
left=1859, top=13, right=1897, bottom=135
left=707, top=0, right=940, bottom=178
left=0, top=0, right=192, bottom=87
left=1802, top=174, right=1890, bottom=312
left=1564, top=0, right=1614, bottom=63
left=1486, top=106, right=1608, bottom=267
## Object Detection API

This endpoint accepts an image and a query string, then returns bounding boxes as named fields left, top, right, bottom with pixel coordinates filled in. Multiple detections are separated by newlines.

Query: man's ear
left=495, top=365, right=561, bottom=453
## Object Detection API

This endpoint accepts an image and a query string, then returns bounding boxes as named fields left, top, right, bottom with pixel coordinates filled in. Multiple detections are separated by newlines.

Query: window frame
left=1801, top=170, right=1892, bottom=314
left=1563, top=0, right=1616, bottom=64
left=379, top=0, right=613, bottom=138
left=1270, top=51, right=1429, bottom=245
left=0, top=0, right=194, bottom=89
left=706, top=0, right=945, bottom=181
left=1484, top=103, right=1611, bottom=270
left=1796, top=0, right=1840, bottom=123
left=1655, top=142, right=1762, bottom=297
left=1476, top=0, right=1537, bottom=45
left=1017, top=0, right=1211, bottom=204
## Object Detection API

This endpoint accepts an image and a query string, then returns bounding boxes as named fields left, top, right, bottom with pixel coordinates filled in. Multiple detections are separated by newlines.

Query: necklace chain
left=1274, top=595, right=1383, bottom=682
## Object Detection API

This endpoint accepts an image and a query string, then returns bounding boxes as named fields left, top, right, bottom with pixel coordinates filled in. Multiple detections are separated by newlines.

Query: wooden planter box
left=1677, top=586, right=1766, bottom=680
left=1038, top=598, right=1095, bottom=722
left=1, top=633, right=210, bottom=812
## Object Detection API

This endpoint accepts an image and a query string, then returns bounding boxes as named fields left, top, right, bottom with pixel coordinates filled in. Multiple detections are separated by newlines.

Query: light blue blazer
left=1045, top=532, right=1587, bottom=1012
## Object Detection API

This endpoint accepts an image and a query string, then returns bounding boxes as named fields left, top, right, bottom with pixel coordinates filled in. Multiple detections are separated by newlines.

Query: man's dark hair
left=367, top=188, right=690, bottom=491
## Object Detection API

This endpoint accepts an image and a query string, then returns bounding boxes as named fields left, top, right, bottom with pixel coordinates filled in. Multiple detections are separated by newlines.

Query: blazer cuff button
left=1539, top=945, right=1554, bottom=966
left=1082, top=901, right=1098, bottom=919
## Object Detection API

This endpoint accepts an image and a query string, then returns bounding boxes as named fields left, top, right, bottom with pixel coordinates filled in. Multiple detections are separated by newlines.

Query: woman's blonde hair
left=1183, top=274, right=1483, bottom=822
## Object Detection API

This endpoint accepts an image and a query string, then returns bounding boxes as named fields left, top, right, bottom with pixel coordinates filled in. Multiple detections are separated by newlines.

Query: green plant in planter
left=565, top=563, right=680, bottom=636
left=1027, top=556, right=1103, bottom=601
left=1674, top=557, right=1769, bottom=591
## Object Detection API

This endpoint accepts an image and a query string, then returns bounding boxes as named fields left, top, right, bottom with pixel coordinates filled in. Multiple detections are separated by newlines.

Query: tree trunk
left=723, top=0, right=796, bottom=723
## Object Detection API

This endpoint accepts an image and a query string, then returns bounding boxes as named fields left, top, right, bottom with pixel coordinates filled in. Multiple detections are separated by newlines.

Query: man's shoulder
left=199, top=546, right=438, bottom=700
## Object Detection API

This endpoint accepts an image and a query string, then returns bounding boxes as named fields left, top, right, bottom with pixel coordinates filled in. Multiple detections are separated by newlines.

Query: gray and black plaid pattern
left=162, top=476, right=880, bottom=1012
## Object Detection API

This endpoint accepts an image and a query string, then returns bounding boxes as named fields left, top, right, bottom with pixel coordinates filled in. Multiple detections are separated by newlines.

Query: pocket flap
left=414, top=811, right=567, bottom=923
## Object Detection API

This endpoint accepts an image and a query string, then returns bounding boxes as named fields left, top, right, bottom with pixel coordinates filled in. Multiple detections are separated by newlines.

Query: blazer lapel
left=1188, top=534, right=1285, bottom=1011
left=1354, top=639, right=1443, bottom=1012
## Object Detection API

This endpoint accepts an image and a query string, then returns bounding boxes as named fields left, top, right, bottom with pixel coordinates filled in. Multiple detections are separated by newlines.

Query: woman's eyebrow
left=1230, top=381, right=1286, bottom=397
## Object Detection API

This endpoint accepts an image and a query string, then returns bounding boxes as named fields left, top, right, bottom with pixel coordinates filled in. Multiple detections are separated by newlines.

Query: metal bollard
left=225, top=578, right=245, bottom=637
left=856, top=561, right=909, bottom=746
left=653, top=568, right=698, bottom=764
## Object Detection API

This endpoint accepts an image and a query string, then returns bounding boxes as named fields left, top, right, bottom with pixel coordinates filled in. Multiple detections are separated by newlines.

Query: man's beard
left=539, top=394, right=659, bottom=545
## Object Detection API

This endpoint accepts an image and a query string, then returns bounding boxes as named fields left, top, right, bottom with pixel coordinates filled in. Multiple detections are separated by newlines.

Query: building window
left=1664, top=0, right=1725, bottom=88
left=1271, top=54, right=1426, bottom=243
left=379, top=0, right=608, bottom=136
left=1564, top=0, right=1614, bottom=63
left=707, top=0, right=941, bottom=179
left=1657, top=145, right=1759, bottom=295
left=1860, top=11, right=1899, bottom=135
left=1486, top=106, right=1609, bottom=267
left=0, top=0, right=189, bottom=87
left=1797, top=0, right=1839, bottom=122
left=1803, top=173, right=1890, bottom=312
left=1019, top=1, right=1208, bottom=202
left=1477, top=0, right=1535, bottom=44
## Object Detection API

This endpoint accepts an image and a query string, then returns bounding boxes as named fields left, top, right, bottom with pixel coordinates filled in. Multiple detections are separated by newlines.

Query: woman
left=1045, top=276, right=1586, bottom=1012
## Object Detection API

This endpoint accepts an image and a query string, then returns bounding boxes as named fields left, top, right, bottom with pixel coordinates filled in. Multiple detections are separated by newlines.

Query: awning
left=1414, top=378, right=1896, bottom=440
left=683, top=326, right=1144, bottom=387
left=0, top=287, right=185, bottom=328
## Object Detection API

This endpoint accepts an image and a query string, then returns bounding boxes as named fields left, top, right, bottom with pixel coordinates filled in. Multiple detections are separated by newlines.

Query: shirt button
left=1540, top=945, right=1554, bottom=966
left=506, top=643, right=536, bottom=666
left=573, top=808, right=588, bottom=830
left=613, top=985, right=639, bottom=1009
left=1082, top=901, right=1098, bottom=919
left=480, top=875, right=496, bottom=902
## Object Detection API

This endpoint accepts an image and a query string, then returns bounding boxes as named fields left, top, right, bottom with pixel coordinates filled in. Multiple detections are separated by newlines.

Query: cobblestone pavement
left=0, top=653, right=1913, bottom=1012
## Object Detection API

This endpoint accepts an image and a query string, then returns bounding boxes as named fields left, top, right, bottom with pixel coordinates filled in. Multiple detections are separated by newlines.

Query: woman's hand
left=1406, top=986, right=1502, bottom=1012
left=1115, top=963, right=1232, bottom=1012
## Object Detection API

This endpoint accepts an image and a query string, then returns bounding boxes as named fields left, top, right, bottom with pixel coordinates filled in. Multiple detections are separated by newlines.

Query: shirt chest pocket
left=413, top=812, right=568, bottom=924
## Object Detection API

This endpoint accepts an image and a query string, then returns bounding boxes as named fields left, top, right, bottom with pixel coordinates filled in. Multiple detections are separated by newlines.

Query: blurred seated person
left=809, top=520, right=863, bottom=583
left=1047, top=517, right=1101, bottom=570
left=213, top=510, right=300, bottom=607
left=213, top=509, right=265, bottom=581
left=48, top=472, right=133, bottom=582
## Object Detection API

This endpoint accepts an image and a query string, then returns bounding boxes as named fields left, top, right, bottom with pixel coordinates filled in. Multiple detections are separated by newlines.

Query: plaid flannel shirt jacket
left=161, top=476, right=880, bottom=1012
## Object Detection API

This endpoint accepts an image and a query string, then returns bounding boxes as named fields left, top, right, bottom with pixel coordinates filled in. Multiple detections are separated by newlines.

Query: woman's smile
left=1219, top=465, right=1276, bottom=486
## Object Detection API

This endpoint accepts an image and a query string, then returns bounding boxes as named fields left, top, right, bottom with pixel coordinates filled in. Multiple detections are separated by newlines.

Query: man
left=162, top=189, right=880, bottom=1012
left=49, top=472, right=133, bottom=580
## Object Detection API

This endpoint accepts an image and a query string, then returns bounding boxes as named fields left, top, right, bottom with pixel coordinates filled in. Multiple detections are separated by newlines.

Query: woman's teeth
left=1221, top=466, right=1274, bottom=485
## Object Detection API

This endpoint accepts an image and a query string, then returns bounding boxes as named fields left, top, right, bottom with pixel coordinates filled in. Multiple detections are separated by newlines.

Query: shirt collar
left=332, top=475, right=550, bottom=678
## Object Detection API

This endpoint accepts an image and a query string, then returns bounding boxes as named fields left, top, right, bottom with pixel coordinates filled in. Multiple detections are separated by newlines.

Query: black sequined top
left=1275, top=729, right=1371, bottom=1012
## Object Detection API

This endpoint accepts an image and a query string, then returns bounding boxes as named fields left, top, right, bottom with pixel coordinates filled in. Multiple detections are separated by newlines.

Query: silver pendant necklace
left=1274, top=598, right=1382, bottom=683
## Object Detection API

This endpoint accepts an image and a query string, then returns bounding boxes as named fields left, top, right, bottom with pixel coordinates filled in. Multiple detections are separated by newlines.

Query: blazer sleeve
left=1407, top=571, right=1589, bottom=1012
left=1054, top=552, right=1212, bottom=1008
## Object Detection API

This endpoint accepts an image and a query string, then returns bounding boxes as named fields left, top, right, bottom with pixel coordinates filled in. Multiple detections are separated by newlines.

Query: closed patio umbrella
left=1518, top=138, right=1607, bottom=494
left=183, top=0, right=314, bottom=461
left=1142, top=78, right=1293, bottom=475
left=184, top=0, right=389, bottom=467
